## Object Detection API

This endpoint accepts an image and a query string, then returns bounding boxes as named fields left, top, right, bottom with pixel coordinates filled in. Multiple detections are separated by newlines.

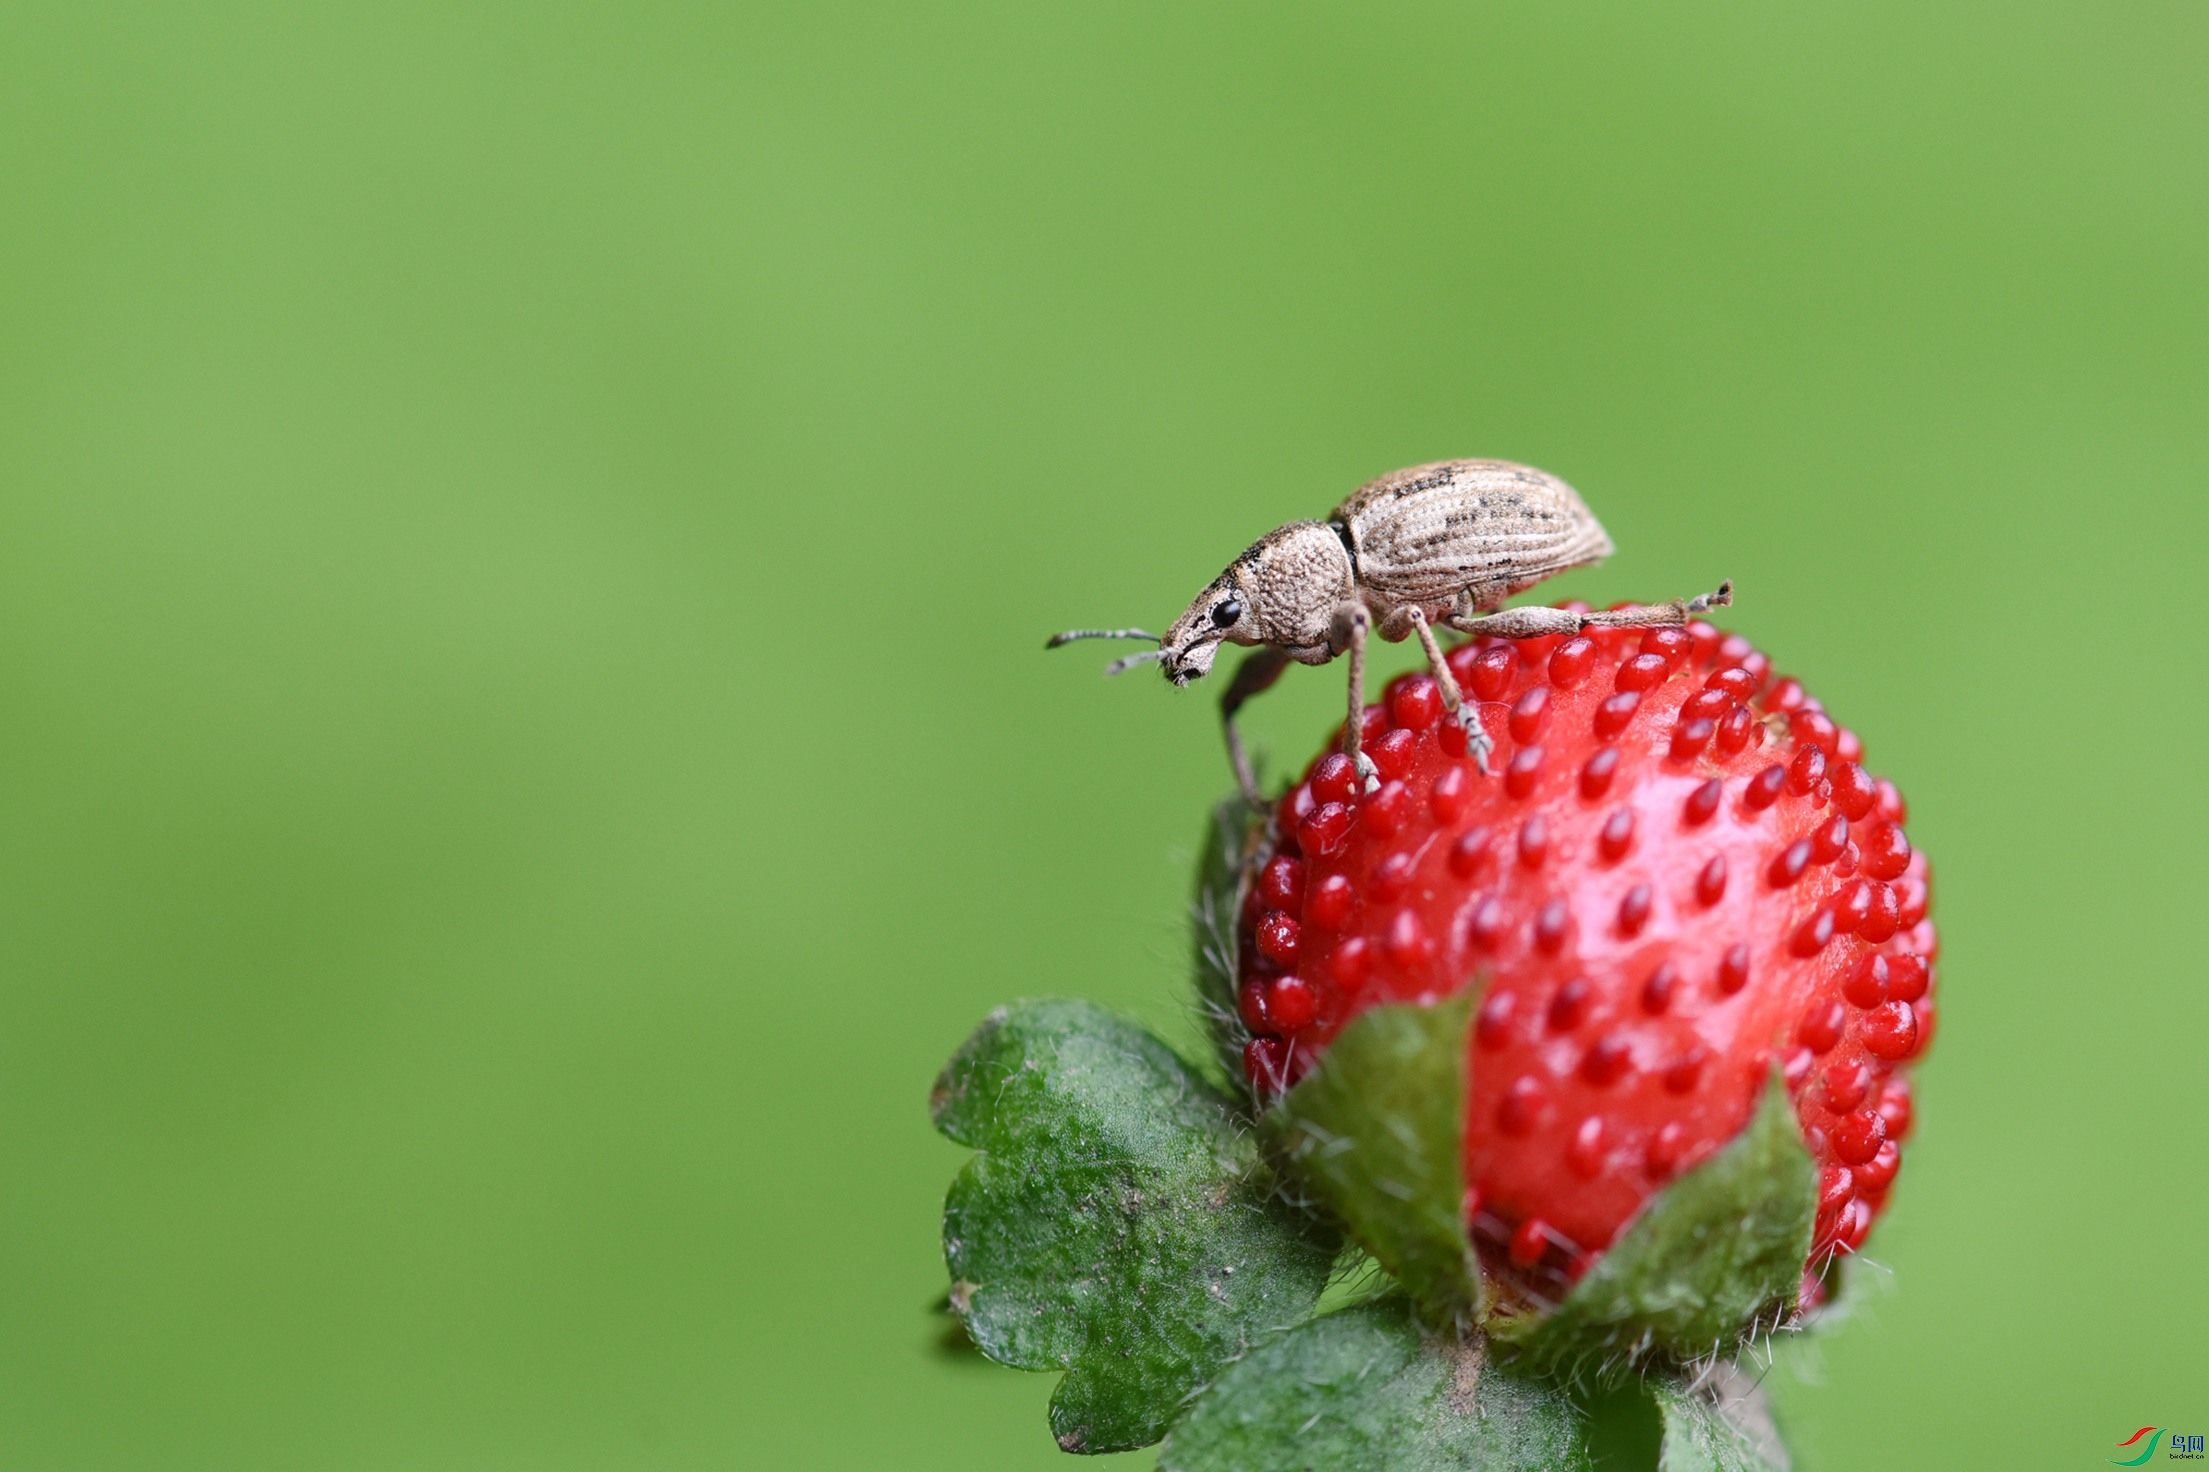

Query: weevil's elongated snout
left=1163, top=640, right=1219, bottom=686
left=1160, top=574, right=1250, bottom=686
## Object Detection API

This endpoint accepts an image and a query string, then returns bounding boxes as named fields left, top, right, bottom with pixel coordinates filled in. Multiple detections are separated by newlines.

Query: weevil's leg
left=1335, top=604, right=1380, bottom=793
left=1572, top=580, right=1733, bottom=633
left=1218, top=645, right=1292, bottom=807
left=1398, top=607, right=1493, bottom=776
left=1443, top=582, right=1734, bottom=641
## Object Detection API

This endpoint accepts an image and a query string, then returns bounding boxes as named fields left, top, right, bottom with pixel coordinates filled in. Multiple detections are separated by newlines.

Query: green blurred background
left=1, top=2, right=2203, bottom=1467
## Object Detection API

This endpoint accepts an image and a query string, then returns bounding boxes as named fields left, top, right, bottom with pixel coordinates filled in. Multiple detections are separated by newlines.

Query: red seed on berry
left=1862, top=1001, right=1921, bottom=1060
left=1594, top=692, right=1642, bottom=736
left=1511, top=686, right=1550, bottom=742
left=1695, top=854, right=1728, bottom=906
left=1744, top=764, right=1787, bottom=811
left=1550, top=637, right=1596, bottom=688
left=1469, top=646, right=1517, bottom=702
left=1308, top=873, right=1354, bottom=929
left=1390, top=676, right=1441, bottom=731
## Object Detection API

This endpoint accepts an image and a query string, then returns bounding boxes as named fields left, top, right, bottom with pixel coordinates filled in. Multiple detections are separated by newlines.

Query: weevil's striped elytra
left=1049, top=459, right=1731, bottom=804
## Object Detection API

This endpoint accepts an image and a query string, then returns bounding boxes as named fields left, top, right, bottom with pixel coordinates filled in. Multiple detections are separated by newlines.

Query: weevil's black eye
left=1211, top=599, right=1244, bottom=628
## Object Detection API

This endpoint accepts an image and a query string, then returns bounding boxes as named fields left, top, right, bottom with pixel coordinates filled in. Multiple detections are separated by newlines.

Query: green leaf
left=1159, top=1298, right=1591, bottom=1472
left=1268, top=996, right=1483, bottom=1322
left=1651, top=1366, right=1792, bottom=1471
left=1192, top=792, right=1269, bottom=1089
left=1493, top=1072, right=1816, bottom=1375
left=932, top=998, right=1339, bottom=1453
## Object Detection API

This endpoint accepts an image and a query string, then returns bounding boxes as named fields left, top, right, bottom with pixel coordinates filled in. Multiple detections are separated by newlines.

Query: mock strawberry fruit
left=1224, top=613, right=1934, bottom=1312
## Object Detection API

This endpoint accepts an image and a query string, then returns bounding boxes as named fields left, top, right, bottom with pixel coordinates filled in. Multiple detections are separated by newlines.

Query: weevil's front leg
left=1390, top=606, right=1493, bottom=776
left=1332, top=603, right=1380, bottom=793
left=1444, top=581, right=1733, bottom=640
left=1218, top=645, right=1292, bottom=807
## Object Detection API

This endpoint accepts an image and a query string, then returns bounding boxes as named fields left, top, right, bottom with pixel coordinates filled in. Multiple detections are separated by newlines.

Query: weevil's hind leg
left=1218, top=645, right=1292, bottom=807
left=1443, top=582, right=1734, bottom=641
left=1334, top=604, right=1380, bottom=794
left=1398, top=607, right=1493, bottom=776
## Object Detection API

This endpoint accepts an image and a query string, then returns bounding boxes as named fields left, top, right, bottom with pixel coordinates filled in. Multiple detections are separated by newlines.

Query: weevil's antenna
left=1045, top=628, right=1160, bottom=648
left=1101, top=648, right=1167, bottom=676
left=1046, top=627, right=1165, bottom=678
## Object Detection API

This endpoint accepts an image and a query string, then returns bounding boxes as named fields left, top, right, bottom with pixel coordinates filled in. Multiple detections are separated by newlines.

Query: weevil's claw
left=1687, top=580, right=1734, bottom=614
left=1449, top=704, right=1495, bottom=776
left=1354, top=751, right=1381, bottom=795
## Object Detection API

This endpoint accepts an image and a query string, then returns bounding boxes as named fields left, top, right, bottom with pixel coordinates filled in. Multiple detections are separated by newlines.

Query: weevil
left=1049, top=459, right=1732, bottom=804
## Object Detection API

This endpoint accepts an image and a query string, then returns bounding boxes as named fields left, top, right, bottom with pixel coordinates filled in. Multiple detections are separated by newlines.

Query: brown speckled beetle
left=1051, top=459, right=1731, bottom=803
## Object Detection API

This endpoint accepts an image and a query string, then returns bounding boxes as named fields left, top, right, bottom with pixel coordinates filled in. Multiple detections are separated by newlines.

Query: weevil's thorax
left=1238, top=521, right=1356, bottom=650
left=1160, top=520, right=1353, bottom=683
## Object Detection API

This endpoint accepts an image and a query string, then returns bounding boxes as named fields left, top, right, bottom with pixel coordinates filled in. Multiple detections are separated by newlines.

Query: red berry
left=1232, top=615, right=1933, bottom=1285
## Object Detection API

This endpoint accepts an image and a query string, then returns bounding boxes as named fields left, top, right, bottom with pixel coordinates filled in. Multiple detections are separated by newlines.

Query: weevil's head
left=1160, top=521, right=1355, bottom=685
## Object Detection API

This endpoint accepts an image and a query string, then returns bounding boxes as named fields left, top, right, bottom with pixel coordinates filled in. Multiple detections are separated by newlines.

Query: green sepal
left=1267, top=996, right=1484, bottom=1322
left=1651, top=1366, right=1792, bottom=1471
left=1158, top=1298, right=1592, bottom=1472
left=1192, top=792, right=1269, bottom=1090
left=931, top=999, right=1339, bottom=1453
left=1492, top=1072, right=1817, bottom=1375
